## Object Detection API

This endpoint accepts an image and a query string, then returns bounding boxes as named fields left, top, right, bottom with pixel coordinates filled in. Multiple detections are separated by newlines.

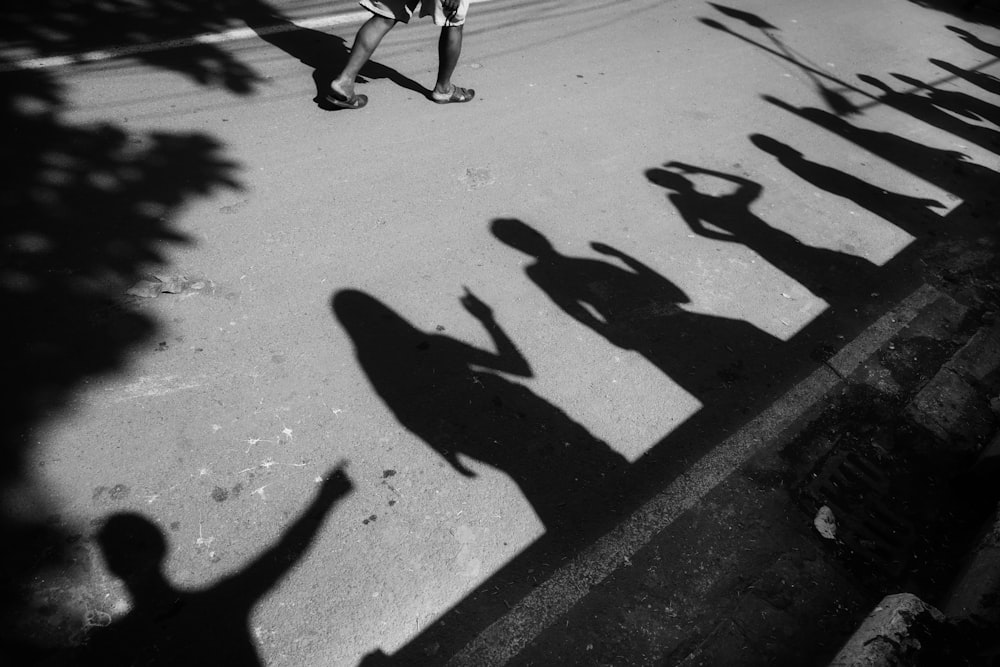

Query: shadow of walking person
left=490, top=218, right=781, bottom=408
left=236, top=2, right=428, bottom=107
left=646, top=162, right=881, bottom=310
left=749, top=134, right=948, bottom=238
left=332, top=289, right=627, bottom=535
left=77, top=467, right=352, bottom=667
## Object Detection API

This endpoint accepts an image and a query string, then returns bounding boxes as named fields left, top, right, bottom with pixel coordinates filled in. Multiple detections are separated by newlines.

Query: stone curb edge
left=827, top=314, right=1000, bottom=665
left=446, top=283, right=956, bottom=666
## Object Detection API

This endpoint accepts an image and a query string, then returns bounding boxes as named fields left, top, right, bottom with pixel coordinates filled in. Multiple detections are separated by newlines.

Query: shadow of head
left=490, top=218, right=555, bottom=257
left=97, top=513, right=167, bottom=587
left=645, top=167, right=692, bottom=192
left=708, top=3, right=779, bottom=30
left=333, top=289, right=395, bottom=324
left=332, top=289, right=423, bottom=350
left=750, top=133, right=801, bottom=159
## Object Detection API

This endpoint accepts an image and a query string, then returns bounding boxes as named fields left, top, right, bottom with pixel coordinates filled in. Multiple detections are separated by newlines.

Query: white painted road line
left=447, top=283, right=944, bottom=666
left=1, top=0, right=499, bottom=73
left=0, top=12, right=370, bottom=72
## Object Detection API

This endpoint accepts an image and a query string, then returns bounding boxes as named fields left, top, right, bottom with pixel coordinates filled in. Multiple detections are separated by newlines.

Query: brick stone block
left=943, top=501, right=1000, bottom=626
left=897, top=293, right=969, bottom=340
left=945, top=320, right=1000, bottom=384
left=828, top=593, right=944, bottom=667
left=904, top=368, right=994, bottom=448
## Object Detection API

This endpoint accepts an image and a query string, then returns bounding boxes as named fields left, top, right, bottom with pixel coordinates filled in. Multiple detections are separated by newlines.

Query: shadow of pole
left=491, top=217, right=783, bottom=406
left=699, top=8, right=864, bottom=116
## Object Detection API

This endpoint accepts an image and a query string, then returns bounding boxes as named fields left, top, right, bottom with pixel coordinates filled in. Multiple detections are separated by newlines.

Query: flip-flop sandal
left=431, top=85, right=475, bottom=104
left=325, top=91, right=368, bottom=110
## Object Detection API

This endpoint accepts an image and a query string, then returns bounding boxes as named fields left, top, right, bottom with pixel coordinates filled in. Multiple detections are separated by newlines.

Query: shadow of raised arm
left=590, top=242, right=663, bottom=280
left=665, top=161, right=763, bottom=205
left=458, top=288, right=531, bottom=378
left=231, top=464, right=352, bottom=599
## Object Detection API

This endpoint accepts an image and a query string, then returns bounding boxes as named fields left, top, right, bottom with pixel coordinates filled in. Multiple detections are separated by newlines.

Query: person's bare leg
left=330, top=15, right=396, bottom=101
left=432, top=25, right=473, bottom=100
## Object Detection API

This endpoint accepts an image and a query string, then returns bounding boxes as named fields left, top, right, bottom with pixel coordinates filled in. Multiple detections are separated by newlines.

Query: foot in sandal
left=431, top=84, right=475, bottom=104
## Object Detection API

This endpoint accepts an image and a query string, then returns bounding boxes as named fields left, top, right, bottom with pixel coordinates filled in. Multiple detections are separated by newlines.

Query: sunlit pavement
left=4, top=0, right=1000, bottom=664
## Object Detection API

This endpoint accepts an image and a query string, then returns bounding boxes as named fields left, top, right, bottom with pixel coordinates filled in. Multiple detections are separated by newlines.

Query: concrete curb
left=826, top=316, right=1000, bottom=666
left=658, top=286, right=999, bottom=667
left=943, top=495, right=1000, bottom=627
left=828, top=593, right=945, bottom=667
left=904, top=319, right=1000, bottom=458
left=444, top=284, right=948, bottom=666
left=444, top=282, right=993, bottom=666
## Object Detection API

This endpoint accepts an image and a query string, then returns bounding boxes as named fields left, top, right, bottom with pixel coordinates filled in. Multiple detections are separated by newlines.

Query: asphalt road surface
left=4, top=0, right=999, bottom=664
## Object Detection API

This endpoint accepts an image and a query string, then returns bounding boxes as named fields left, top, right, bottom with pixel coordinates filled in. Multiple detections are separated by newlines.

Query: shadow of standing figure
left=490, top=219, right=781, bottom=405
left=646, top=162, right=881, bottom=308
left=858, top=73, right=1000, bottom=154
left=891, top=70, right=1000, bottom=128
left=749, top=134, right=947, bottom=238
left=930, top=57, right=1000, bottom=97
left=947, top=25, right=1000, bottom=58
left=78, top=467, right=352, bottom=667
left=332, top=290, right=627, bottom=534
left=763, top=95, right=1000, bottom=219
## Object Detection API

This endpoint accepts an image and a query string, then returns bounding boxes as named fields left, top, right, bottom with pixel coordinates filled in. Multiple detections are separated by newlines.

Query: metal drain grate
left=803, top=447, right=918, bottom=578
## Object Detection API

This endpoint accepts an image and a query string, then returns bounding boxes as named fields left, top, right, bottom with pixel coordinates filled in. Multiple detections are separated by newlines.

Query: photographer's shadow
left=79, top=467, right=352, bottom=666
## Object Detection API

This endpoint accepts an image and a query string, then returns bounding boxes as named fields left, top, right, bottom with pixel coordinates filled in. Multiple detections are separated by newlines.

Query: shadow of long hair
left=333, top=289, right=627, bottom=534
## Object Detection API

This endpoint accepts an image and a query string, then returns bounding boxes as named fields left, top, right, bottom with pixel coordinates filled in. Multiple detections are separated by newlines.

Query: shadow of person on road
left=644, top=163, right=880, bottom=310
left=77, top=466, right=352, bottom=667
left=893, top=70, right=1000, bottom=125
left=236, top=3, right=428, bottom=107
left=1, top=12, right=248, bottom=656
left=858, top=73, right=1000, bottom=154
left=947, top=24, right=1000, bottom=56
left=764, top=94, right=1000, bottom=221
left=491, top=218, right=781, bottom=406
left=701, top=5, right=861, bottom=116
left=333, top=289, right=627, bottom=535
left=749, top=134, right=948, bottom=238
left=930, top=56, right=1000, bottom=96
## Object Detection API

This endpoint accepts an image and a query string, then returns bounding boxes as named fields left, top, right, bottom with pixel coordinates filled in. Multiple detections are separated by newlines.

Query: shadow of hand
left=461, top=287, right=494, bottom=322
left=318, top=464, right=353, bottom=500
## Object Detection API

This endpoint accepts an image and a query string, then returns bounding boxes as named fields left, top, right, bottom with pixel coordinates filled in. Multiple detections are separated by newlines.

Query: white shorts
left=359, top=0, right=469, bottom=27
